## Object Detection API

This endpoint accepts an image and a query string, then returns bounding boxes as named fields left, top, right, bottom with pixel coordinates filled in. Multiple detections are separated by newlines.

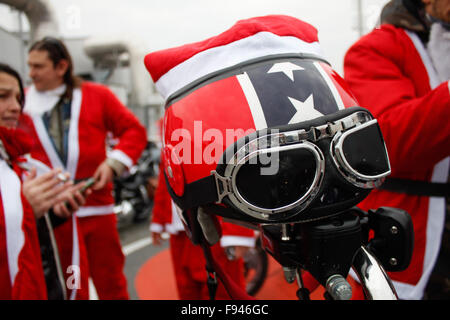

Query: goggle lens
left=341, top=122, right=390, bottom=177
left=235, top=148, right=318, bottom=210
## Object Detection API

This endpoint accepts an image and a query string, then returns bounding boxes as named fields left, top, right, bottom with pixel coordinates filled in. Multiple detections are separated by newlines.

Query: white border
left=75, top=205, right=115, bottom=217
left=236, top=72, right=268, bottom=130
left=313, top=61, right=345, bottom=110
left=0, top=160, right=25, bottom=286
left=108, top=149, right=133, bottom=169
left=156, top=31, right=323, bottom=100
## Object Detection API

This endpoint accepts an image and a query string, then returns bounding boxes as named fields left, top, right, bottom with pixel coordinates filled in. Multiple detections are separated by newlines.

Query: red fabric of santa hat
left=144, top=15, right=324, bottom=101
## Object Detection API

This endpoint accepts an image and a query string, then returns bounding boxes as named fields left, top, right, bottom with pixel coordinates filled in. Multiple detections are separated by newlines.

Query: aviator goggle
left=167, top=107, right=391, bottom=224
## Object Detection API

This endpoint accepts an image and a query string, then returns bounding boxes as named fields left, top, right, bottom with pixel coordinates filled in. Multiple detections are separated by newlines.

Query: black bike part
left=260, top=209, right=363, bottom=287
left=297, top=288, right=311, bottom=300
left=243, top=238, right=268, bottom=296
left=182, top=207, right=204, bottom=245
left=298, top=211, right=362, bottom=285
left=367, top=207, right=414, bottom=272
left=379, top=178, right=450, bottom=197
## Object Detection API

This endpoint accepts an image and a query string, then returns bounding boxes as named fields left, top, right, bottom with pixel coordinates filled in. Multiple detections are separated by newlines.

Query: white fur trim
left=220, top=235, right=256, bottom=248
left=25, top=88, right=82, bottom=179
left=149, top=223, right=164, bottom=233
left=0, top=160, right=25, bottom=286
left=108, top=149, right=134, bottom=169
left=156, top=31, right=323, bottom=100
left=427, top=23, right=450, bottom=83
left=24, top=84, right=66, bottom=116
left=75, top=205, right=115, bottom=217
left=405, top=31, right=440, bottom=89
left=66, top=89, right=81, bottom=178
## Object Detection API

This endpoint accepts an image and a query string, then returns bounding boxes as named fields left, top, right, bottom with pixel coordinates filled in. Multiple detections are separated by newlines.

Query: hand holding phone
left=57, top=177, right=96, bottom=217
left=80, top=177, right=96, bottom=194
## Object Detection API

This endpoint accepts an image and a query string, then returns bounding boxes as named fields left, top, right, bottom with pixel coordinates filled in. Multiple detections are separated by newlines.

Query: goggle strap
left=379, top=178, right=450, bottom=197
left=164, top=171, right=219, bottom=210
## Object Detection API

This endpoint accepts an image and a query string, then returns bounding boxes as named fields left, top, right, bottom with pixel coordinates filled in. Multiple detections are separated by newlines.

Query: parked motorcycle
left=257, top=206, right=414, bottom=300
left=238, top=205, right=414, bottom=299
left=127, top=145, right=413, bottom=300
left=113, top=141, right=161, bottom=229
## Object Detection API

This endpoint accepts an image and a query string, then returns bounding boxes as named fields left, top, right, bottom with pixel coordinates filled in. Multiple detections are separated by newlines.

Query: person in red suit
left=0, top=63, right=87, bottom=299
left=150, top=160, right=255, bottom=300
left=344, top=0, right=450, bottom=299
left=19, top=38, right=148, bottom=300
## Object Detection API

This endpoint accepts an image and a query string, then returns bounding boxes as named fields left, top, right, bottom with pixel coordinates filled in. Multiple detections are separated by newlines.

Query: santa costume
left=344, top=15, right=450, bottom=299
left=20, top=81, right=147, bottom=299
left=0, top=127, right=47, bottom=300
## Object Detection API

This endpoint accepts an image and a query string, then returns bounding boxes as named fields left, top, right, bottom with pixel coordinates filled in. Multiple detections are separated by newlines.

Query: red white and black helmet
left=144, top=15, right=390, bottom=227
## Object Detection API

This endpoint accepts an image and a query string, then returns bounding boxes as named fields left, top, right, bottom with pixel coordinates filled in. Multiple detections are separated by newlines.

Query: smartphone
left=80, top=177, right=96, bottom=193
left=62, top=177, right=96, bottom=211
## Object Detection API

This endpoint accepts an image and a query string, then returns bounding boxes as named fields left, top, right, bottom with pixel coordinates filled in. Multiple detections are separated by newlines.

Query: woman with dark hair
left=0, top=63, right=88, bottom=299
left=0, top=64, right=24, bottom=110
left=23, top=37, right=147, bottom=300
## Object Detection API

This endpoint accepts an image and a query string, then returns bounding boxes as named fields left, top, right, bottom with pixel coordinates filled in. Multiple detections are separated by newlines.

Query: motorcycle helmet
left=144, top=15, right=391, bottom=230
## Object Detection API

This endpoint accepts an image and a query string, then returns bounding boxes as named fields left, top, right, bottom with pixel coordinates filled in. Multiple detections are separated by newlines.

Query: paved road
left=118, top=220, right=169, bottom=300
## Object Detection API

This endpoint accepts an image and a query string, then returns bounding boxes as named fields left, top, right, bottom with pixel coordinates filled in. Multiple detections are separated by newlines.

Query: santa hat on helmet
left=144, top=15, right=325, bottom=100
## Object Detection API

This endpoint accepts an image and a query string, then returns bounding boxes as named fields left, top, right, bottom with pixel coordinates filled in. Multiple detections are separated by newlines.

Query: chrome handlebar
left=352, top=246, right=398, bottom=300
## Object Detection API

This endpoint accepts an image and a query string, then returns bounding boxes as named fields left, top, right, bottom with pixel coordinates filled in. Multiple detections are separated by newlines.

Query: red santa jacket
left=18, top=81, right=147, bottom=299
left=344, top=24, right=450, bottom=299
left=20, top=81, right=148, bottom=217
left=150, top=160, right=256, bottom=248
left=0, top=128, right=47, bottom=300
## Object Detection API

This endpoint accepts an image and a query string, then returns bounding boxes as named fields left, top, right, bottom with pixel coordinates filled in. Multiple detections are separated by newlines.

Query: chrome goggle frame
left=211, top=110, right=391, bottom=222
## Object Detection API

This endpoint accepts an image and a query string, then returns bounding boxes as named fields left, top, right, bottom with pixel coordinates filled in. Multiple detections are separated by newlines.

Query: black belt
left=379, top=178, right=450, bottom=197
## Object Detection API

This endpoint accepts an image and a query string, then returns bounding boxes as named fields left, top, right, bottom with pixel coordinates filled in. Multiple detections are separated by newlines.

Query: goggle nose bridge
left=212, top=170, right=233, bottom=203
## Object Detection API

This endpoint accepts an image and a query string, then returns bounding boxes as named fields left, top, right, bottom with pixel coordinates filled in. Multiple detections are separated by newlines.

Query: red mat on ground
left=134, top=249, right=344, bottom=300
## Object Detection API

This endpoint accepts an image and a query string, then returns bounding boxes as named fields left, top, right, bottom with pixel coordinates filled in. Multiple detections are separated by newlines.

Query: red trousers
left=54, top=214, right=129, bottom=300
left=169, top=232, right=245, bottom=300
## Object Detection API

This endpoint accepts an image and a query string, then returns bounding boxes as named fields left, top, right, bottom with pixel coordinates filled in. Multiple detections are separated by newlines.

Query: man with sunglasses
left=344, top=0, right=450, bottom=299
left=21, top=37, right=147, bottom=300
